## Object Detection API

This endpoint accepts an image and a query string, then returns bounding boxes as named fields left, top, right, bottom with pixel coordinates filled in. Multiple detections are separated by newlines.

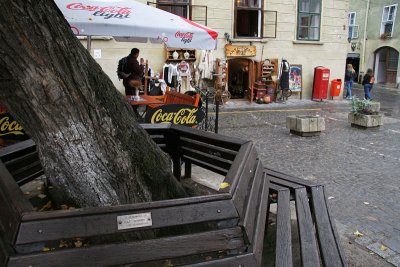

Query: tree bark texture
left=0, top=0, right=186, bottom=207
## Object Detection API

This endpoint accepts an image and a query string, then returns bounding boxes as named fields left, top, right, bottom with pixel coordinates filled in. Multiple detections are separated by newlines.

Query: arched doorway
left=374, top=46, right=399, bottom=86
left=227, top=58, right=254, bottom=99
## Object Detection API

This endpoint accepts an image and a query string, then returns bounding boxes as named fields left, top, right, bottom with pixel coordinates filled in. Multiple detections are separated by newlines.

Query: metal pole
left=215, top=99, right=219, bottom=134
left=361, top=0, right=370, bottom=72
left=205, top=92, right=209, bottom=132
left=87, top=35, right=92, bottom=51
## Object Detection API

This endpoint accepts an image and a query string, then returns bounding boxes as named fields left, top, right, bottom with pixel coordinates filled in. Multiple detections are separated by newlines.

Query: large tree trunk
left=0, top=0, right=186, bottom=207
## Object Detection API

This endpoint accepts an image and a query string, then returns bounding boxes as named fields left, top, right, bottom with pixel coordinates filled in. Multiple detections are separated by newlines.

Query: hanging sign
left=144, top=104, right=205, bottom=127
left=0, top=113, right=27, bottom=140
left=225, top=44, right=256, bottom=57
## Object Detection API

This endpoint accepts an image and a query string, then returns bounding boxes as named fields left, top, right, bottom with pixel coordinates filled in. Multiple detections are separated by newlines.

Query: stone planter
left=348, top=113, right=383, bottom=128
left=363, top=102, right=381, bottom=114
left=286, top=115, right=325, bottom=136
left=349, top=101, right=383, bottom=128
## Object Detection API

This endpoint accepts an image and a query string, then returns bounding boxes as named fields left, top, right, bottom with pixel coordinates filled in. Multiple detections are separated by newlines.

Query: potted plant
left=348, top=96, right=383, bottom=128
left=380, top=32, right=391, bottom=40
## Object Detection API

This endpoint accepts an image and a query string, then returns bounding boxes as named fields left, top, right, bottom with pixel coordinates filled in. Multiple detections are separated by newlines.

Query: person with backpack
left=344, top=64, right=356, bottom=99
left=118, top=48, right=145, bottom=96
left=362, top=68, right=374, bottom=100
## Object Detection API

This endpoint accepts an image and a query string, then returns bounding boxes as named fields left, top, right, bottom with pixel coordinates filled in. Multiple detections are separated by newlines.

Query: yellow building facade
left=84, top=0, right=350, bottom=99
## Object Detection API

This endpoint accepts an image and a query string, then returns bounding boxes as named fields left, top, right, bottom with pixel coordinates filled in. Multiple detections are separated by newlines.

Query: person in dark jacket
left=123, top=48, right=145, bottom=96
left=362, top=68, right=374, bottom=100
left=344, top=64, right=356, bottom=99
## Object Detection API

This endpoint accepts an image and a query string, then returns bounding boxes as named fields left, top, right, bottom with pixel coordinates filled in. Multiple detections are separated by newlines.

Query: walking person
left=362, top=68, right=374, bottom=100
left=344, top=64, right=356, bottom=99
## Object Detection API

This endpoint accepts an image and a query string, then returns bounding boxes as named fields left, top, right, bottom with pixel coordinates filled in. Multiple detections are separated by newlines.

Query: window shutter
left=191, top=5, right=208, bottom=26
left=263, top=10, right=277, bottom=38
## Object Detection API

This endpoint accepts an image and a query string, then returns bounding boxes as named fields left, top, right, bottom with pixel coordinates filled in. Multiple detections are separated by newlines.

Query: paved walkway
left=214, top=86, right=400, bottom=266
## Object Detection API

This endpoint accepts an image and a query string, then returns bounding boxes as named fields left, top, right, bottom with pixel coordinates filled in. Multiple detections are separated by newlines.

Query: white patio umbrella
left=54, top=0, right=218, bottom=50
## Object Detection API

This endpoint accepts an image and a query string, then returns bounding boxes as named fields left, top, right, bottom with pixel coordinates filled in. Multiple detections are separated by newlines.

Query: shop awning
left=54, top=0, right=218, bottom=50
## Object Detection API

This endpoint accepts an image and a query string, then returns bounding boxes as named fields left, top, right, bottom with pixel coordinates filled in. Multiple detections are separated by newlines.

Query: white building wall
left=83, top=0, right=349, bottom=98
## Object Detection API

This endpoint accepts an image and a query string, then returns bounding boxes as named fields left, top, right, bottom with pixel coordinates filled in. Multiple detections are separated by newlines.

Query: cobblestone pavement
left=217, top=86, right=400, bottom=266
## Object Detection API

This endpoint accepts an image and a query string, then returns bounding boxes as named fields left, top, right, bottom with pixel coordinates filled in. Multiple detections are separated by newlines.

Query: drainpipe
left=360, top=0, right=370, bottom=72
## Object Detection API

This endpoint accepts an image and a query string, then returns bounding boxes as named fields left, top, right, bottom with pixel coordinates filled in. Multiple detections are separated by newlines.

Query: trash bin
left=312, top=67, right=330, bottom=100
left=330, top=79, right=342, bottom=97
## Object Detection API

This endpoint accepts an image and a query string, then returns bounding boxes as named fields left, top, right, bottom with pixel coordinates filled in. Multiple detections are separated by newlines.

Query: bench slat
left=17, top=199, right=238, bottom=245
left=180, top=137, right=237, bottom=161
left=311, top=186, right=347, bottom=267
left=265, top=168, right=317, bottom=187
left=181, top=147, right=232, bottom=170
left=276, top=189, right=293, bottom=267
left=232, top=148, right=258, bottom=217
left=251, top=172, right=270, bottom=266
left=182, top=155, right=229, bottom=176
left=0, top=162, right=33, bottom=245
left=295, top=188, right=321, bottom=267
left=9, top=228, right=244, bottom=267
left=183, top=254, right=256, bottom=267
left=242, top=159, right=264, bottom=243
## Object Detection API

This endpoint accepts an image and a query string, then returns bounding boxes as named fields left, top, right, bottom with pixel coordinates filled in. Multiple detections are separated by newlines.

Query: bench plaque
left=117, top=212, right=152, bottom=230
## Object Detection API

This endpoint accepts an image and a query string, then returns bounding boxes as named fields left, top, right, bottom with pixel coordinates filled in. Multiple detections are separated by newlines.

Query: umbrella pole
left=86, top=35, right=92, bottom=51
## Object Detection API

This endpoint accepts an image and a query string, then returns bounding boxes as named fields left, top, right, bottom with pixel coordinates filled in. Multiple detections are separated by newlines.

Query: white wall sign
left=94, top=49, right=102, bottom=59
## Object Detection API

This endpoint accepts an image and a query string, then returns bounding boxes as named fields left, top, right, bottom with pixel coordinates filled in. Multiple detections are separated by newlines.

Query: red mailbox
left=313, top=67, right=330, bottom=100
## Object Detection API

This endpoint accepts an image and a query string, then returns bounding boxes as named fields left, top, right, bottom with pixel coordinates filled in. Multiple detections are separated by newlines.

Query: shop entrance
left=227, top=58, right=253, bottom=99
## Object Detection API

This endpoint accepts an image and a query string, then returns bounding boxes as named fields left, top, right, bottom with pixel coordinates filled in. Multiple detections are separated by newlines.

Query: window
left=348, top=12, right=359, bottom=39
left=235, top=0, right=262, bottom=38
left=297, top=0, right=322, bottom=41
left=157, top=0, right=190, bottom=18
left=381, top=4, right=397, bottom=37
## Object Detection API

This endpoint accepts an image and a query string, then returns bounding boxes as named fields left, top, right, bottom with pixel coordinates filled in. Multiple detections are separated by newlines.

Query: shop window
left=381, top=4, right=397, bottom=37
left=297, top=0, right=321, bottom=41
left=235, top=0, right=262, bottom=38
left=348, top=12, right=359, bottom=39
left=156, top=0, right=190, bottom=18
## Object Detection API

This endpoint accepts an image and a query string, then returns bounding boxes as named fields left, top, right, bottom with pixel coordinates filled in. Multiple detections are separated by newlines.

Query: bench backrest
left=164, top=91, right=200, bottom=107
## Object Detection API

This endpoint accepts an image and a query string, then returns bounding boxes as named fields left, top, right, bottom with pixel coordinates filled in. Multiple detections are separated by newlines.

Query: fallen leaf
left=42, top=247, right=50, bottom=252
left=39, top=201, right=52, bottom=212
left=74, top=240, right=83, bottom=248
left=363, top=202, right=370, bottom=205
left=328, top=196, right=335, bottom=200
left=380, top=245, right=387, bottom=251
left=370, top=143, right=374, bottom=145
left=354, top=230, right=363, bottom=237
left=59, top=240, right=69, bottom=248
left=163, top=260, right=173, bottom=267
left=219, top=182, right=230, bottom=189
left=37, top=194, right=47, bottom=199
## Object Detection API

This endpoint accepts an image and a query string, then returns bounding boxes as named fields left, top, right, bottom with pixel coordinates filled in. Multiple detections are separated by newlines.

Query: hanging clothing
left=279, top=59, right=290, bottom=89
left=198, top=50, right=214, bottom=80
left=177, top=61, right=191, bottom=93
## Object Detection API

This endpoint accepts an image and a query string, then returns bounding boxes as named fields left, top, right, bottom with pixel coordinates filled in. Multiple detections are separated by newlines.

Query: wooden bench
left=0, top=125, right=347, bottom=266
left=147, top=91, right=200, bottom=109
left=265, top=168, right=348, bottom=267
left=0, top=124, right=268, bottom=267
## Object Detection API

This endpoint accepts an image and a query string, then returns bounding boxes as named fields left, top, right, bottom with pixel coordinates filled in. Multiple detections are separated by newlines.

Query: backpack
left=117, top=57, right=128, bottom=80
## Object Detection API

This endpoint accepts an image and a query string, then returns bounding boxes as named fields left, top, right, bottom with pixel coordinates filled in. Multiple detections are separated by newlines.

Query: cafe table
left=126, top=95, right=164, bottom=118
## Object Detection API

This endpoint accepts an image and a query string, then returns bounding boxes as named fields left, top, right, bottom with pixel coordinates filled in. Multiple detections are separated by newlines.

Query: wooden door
left=386, top=48, right=398, bottom=84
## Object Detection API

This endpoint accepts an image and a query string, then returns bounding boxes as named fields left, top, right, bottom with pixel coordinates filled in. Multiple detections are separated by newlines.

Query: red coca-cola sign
left=175, top=31, right=194, bottom=44
left=66, top=3, right=132, bottom=19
